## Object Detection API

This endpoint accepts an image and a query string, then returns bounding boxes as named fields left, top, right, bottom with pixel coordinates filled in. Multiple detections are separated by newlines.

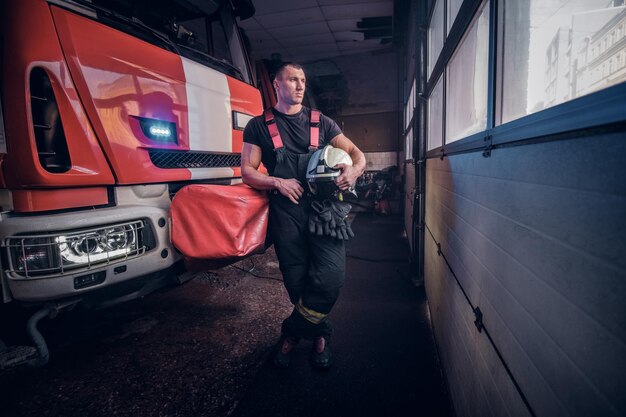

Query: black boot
left=273, top=336, right=299, bottom=368
left=311, top=336, right=331, bottom=369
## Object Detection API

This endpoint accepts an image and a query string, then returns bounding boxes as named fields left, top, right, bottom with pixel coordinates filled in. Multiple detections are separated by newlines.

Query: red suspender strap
left=264, top=109, right=284, bottom=150
left=309, top=109, right=320, bottom=150
left=265, top=108, right=320, bottom=151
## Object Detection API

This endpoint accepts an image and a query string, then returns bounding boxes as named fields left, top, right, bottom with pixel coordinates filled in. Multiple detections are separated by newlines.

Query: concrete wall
left=364, top=151, right=397, bottom=171
left=308, top=50, right=398, bottom=116
left=334, top=111, right=399, bottom=152
left=424, top=132, right=626, bottom=417
left=305, top=50, right=401, bottom=152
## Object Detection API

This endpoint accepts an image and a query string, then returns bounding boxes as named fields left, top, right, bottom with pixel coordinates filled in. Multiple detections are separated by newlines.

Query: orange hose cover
left=170, top=184, right=269, bottom=260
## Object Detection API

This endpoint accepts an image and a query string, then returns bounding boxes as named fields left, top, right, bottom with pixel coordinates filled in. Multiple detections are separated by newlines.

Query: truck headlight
left=5, top=220, right=146, bottom=277
left=13, top=238, right=59, bottom=274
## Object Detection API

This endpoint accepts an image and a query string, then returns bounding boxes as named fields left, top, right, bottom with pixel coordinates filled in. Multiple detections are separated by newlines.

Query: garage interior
left=1, top=0, right=625, bottom=416
left=0, top=1, right=453, bottom=416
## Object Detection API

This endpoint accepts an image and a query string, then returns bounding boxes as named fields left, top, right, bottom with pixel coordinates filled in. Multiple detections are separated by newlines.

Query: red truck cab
left=0, top=0, right=262, bottom=368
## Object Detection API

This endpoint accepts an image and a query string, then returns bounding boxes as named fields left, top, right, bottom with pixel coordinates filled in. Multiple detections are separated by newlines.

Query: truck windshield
left=72, top=0, right=251, bottom=83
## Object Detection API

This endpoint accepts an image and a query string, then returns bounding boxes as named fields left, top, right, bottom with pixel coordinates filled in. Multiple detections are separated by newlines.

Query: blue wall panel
left=424, top=132, right=626, bottom=417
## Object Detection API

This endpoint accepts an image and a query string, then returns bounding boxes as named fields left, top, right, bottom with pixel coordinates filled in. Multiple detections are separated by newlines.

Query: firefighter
left=241, top=63, right=366, bottom=369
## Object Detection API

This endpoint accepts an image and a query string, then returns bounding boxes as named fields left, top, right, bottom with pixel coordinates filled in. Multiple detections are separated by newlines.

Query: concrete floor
left=231, top=213, right=452, bottom=417
left=0, top=213, right=452, bottom=417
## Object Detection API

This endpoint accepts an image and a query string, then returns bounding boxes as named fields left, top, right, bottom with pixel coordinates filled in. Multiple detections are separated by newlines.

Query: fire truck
left=0, top=0, right=263, bottom=368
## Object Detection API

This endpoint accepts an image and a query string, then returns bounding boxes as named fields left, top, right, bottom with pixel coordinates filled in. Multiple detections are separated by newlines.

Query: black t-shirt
left=243, top=107, right=342, bottom=175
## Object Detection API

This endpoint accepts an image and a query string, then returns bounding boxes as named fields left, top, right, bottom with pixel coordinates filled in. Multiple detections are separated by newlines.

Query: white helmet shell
left=306, top=145, right=353, bottom=196
left=306, top=145, right=352, bottom=182
left=322, top=145, right=353, bottom=170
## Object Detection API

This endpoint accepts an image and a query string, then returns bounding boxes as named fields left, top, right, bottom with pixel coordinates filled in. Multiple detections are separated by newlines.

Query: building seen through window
left=502, top=0, right=626, bottom=123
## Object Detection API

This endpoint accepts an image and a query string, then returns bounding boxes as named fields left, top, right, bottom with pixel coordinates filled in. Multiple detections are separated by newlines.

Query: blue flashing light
left=134, top=116, right=177, bottom=144
left=149, top=126, right=172, bottom=137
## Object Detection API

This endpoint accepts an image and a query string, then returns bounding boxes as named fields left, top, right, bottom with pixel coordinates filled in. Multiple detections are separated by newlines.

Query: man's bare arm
left=241, top=142, right=304, bottom=204
left=330, top=133, right=366, bottom=190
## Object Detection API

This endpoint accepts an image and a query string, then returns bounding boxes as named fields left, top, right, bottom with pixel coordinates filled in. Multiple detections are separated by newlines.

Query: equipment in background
left=354, top=166, right=397, bottom=215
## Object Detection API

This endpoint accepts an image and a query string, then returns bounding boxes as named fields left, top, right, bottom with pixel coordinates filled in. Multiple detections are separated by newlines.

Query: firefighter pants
left=269, top=193, right=346, bottom=339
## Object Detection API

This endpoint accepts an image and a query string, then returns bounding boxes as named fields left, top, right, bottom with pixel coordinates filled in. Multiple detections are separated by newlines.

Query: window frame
left=428, top=0, right=446, bottom=79
left=423, top=0, right=626, bottom=160
left=404, top=79, right=417, bottom=161
left=444, top=0, right=491, bottom=144
left=427, top=73, right=445, bottom=152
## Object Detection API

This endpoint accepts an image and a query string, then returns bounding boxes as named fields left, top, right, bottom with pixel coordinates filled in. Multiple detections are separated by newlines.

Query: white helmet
left=306, top=145, right=354, bottom=197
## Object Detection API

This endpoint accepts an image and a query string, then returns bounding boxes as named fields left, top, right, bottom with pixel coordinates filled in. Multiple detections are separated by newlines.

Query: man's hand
left=329, top=134, right=366, bottom=191
left=334, top=164, right=361, bottom=191
left=276, top=178, right=304, bottom=204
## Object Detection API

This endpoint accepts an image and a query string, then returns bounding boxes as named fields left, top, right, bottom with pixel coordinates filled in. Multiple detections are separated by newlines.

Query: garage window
left=448, top=0, right=464, bottom=34
left=428, top=74, right=444, bottom=151
left=429, top=0, right=445, bottom=78
left=499, top=0, right=625, bottom=124
left=446, top=0, right=490, bottom=143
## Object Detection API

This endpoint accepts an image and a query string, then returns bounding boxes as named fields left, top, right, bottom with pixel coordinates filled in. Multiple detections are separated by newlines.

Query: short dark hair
left=274, top=63, right=304, bottom=81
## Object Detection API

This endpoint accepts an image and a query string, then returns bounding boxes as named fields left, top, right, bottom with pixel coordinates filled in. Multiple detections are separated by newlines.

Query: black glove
left=329, top=200, right=355, bottom=240
left=309, top=200, right=333, bottom=237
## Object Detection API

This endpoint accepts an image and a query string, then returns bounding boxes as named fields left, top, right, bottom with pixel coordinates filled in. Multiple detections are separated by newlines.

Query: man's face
left=274, top=66, right=306, bottom=105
